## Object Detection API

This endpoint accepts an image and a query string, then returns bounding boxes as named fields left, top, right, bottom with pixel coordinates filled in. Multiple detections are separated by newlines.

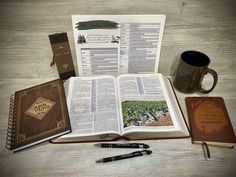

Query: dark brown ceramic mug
left=173, top=51, right=218, bottom=93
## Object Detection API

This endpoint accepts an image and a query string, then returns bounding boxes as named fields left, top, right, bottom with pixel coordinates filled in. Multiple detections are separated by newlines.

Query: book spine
left=6, top=94, right=16, bottom=150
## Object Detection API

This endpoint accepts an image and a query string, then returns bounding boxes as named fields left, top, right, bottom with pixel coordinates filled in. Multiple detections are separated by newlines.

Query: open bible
left=52, top=73, right=189, bottom=143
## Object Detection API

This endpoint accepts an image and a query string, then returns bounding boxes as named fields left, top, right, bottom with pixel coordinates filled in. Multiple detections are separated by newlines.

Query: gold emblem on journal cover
left=25, top=97, right=55, bottom=120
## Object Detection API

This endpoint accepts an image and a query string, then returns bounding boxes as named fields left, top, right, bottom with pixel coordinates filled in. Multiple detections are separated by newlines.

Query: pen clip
left=134, top=143, right=149, bottom=149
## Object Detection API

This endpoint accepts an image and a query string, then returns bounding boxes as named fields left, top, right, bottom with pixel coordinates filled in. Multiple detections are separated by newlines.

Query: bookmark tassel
left=202, top=142, right=211, bottom=158
left=50, top=56, right=56, bottom=66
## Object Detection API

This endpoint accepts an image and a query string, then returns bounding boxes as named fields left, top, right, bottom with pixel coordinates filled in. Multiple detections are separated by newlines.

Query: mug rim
left=181, top=50, right=210, bottom=67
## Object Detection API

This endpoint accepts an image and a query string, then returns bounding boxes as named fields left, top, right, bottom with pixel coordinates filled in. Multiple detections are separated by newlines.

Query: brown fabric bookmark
left=49, top=32, right=76, bottom=80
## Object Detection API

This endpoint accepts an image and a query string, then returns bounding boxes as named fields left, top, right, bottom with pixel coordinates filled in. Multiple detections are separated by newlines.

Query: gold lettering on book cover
left=25, top=97, right=55, bottom=120
left=193, top=100, right=228, bottom=134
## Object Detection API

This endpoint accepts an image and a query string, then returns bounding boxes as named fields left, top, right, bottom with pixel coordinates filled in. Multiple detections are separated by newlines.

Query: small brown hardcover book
left=6, top=79, right=71, bottom=152
left=186, top=97, right=236, bottom=147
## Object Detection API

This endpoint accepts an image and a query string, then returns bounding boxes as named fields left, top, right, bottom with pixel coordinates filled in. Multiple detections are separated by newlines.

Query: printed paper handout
left=71, top=15, right=166, bottom=76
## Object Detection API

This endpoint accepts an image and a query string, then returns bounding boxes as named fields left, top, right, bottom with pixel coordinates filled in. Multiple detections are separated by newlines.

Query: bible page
left=61, top=76, right=121, bottom=139
left=117, top=74, right=181, bottom=134
left=72, top=15, right=165, bottom=76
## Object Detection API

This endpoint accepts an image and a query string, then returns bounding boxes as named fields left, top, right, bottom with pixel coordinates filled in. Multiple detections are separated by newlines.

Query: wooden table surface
left=0, top=0, right=236, bottom=176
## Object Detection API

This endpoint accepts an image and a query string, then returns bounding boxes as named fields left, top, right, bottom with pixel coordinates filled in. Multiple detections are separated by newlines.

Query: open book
left=52, top=73, right=189, bottom=143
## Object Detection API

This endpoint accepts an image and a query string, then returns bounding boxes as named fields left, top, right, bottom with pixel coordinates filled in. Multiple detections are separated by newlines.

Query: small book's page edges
left=167, top=77, right=190, bottom=137
left=196, top=141, right=235, bottom=148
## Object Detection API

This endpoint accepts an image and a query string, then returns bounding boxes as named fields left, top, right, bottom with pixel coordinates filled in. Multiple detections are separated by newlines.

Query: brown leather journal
left=186, top=97, right=236, bottom=147
left=49, top=32, right=76, bottom=80
left=6, top=79, right=71, bottom=152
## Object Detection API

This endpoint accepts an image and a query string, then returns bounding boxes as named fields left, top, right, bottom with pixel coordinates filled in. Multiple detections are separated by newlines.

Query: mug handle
left=199, top=68, right=218, bottom=94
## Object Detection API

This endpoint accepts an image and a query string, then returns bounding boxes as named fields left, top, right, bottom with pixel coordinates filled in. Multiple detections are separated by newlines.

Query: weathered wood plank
left=0, top=0, right=236, bottom=176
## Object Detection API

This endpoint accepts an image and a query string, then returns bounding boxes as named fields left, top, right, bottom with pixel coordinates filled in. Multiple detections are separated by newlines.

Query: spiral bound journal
left=6, top=79, right=71, bottom=152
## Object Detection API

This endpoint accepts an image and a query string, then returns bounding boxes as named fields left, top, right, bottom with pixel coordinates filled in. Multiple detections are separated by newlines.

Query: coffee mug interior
left=181, top=51, right=210, bottom=67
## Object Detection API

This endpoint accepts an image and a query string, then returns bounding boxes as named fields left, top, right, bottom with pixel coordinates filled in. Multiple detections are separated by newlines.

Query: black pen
left=96, top=150, right=152, bottom=163
left=94, top=143, right=149, bottom=149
